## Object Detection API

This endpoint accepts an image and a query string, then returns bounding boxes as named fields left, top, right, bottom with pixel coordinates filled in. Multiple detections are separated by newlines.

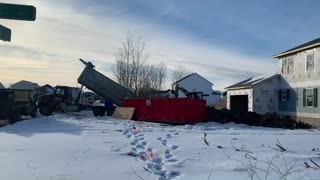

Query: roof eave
left=225, top=86, right=252, bottom=90
left=273, top=43, right=320, bottom=58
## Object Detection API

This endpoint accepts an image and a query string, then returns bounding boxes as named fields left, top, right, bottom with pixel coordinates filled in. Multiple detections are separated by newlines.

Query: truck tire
left=31, top=108, right=37, bottom=118
left=93, top=106, right=105, bottom=117
left=106, top=106, right=116, bottom=116
left=9, top=111, right=21, bottom=124
left=92, top=107, right=98, bottom=117
left=100, top=108, right=106, bottom=117
left=39, top=106, right=52, bottom=116
left=30, top=103, right=38, bottom=118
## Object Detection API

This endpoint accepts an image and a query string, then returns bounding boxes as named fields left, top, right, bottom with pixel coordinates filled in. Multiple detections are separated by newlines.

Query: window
left=303, top=88, right=318, bottom=107
left=281, top=56, right=294, bottom=74
left=279, top=89, right=289, bottom=102
left=281, top=89, right=288, bottom=101
left=306, top=89, right=314, bottom=107
left=306, top=50, right=314, bottom=71
left=287, top=56, right=294, bottom=74
left=55, top=88, right=65, bottom=96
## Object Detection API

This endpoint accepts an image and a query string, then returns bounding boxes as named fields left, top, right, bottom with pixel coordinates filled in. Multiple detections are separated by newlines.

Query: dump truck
left=0, top=89, right=37, bottom=124
left=38, top=86, right=81, bottom=116
left=78, top=59, right=134, bottom=116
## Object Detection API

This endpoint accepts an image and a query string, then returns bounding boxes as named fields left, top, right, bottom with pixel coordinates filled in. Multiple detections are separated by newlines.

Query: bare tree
left=135, top=63, right=167, bottom=97
left=171, top=65, right=192, bottom=84
left=113, top=32, right=147, bottom=96
left=113, top=33, right=167, bottom=97
left=156, top=62, right=167, bottom=91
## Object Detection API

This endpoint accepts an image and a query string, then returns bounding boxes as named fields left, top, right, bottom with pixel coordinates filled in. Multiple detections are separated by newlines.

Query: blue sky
left=1, top=0, right=319, bottom=90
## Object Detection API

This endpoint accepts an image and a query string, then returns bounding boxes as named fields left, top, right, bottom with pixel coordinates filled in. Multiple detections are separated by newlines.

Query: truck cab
left=38, top=86, right=81, bottom=116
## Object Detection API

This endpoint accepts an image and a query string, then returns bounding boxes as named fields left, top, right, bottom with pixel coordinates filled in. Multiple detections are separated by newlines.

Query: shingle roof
left=225, top=74, right=278, bottom=90
left=172, top=73, right=213, bottom=86
left=273, top=38, right=320, bottom=58
left=172, top=73, right=195, bottom=85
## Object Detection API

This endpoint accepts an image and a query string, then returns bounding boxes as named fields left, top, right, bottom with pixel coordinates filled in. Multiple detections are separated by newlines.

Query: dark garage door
left=230, top=95, right=248, bottom=113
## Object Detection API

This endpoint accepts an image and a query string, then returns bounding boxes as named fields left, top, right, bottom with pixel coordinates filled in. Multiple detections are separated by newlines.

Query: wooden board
left=112, top=107, right=135, bottom=120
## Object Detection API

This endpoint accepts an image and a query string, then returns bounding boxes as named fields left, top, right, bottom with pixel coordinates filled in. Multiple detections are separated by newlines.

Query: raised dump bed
left=123, top=98, right=206, bottom=124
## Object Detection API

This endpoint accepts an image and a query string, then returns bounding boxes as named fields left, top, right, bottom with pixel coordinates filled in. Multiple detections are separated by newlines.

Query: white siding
left=174, top=73, right=221, bottom=106
left=252, top=79, right=279, bottom=114
left=176, top=74, right=213, bottom=93
left=227, top=77, right=279, bottom=114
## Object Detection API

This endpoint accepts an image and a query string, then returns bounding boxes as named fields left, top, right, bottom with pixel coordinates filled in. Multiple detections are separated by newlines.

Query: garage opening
left=230, top=95, right=248, bottom=113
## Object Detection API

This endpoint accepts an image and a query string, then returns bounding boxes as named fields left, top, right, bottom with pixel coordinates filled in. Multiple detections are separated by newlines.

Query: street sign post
left=0, top=3, right=36, bottom=21
left=0, top=24, right=11, bottom=42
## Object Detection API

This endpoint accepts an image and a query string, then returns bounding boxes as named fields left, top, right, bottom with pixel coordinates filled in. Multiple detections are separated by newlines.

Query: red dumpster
left=123, top=98, right=207, bottom=124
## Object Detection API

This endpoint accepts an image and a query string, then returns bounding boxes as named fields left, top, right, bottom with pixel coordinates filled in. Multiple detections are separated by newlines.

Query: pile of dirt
left=206, top=107, right=312, bottom=129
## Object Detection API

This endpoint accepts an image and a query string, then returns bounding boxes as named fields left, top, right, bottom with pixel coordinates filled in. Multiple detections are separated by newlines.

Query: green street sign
left=0, top=24, right=11, bottom=42
left=0, top=3, right=36, bottom=21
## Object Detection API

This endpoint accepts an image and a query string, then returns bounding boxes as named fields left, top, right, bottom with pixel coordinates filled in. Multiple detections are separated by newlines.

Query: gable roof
left=172, top=73, right=213, bottom=86
left=225, top=74, right=278, bottom=90
left=273, top=37, right=320, bottom=58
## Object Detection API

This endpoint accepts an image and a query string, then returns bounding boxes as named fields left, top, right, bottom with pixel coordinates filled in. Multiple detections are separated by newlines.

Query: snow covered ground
left=1, top=111, right=320, bottom=180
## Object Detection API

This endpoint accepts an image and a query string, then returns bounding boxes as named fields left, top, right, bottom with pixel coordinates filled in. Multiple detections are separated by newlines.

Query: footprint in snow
left=126, top=134, right=132, bottom=139
left=132, top=131, right=139, bottom=135
left=165, top=134, right=172, bottom=139
left=141, top=141, right=147, bottom=146
left=171, top=145, right=179, bottom=150
left=152, top=157, right=162, bottom=164
left=164, top=149, right=170, bottom=154
left=165, top=154, right=173, bottom=159
left=130, top=141, right=137, bottom=146
left=153, top=163, right=162, bottom=171
left=167, top=171, right=181, bottom=179
left=123, top=130, right=129, bottom=135
left=161, top=140, right=167, bottom=146
left=156, top=170, right=167, bottom=177
left=158, top=171, right=181, bottom=180
left=136, top=144, right=144, bottom=149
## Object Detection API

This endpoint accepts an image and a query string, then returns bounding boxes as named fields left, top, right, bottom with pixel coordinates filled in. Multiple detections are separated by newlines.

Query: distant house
left=226, top=37, right=320, bottom=126
left=226, top=74, right=279, bottom=114
left=0, top=82, right=5, bottom=89
left=11, top=80, right=39, bottom=90
left=172, top=73, right=221, bottom=106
